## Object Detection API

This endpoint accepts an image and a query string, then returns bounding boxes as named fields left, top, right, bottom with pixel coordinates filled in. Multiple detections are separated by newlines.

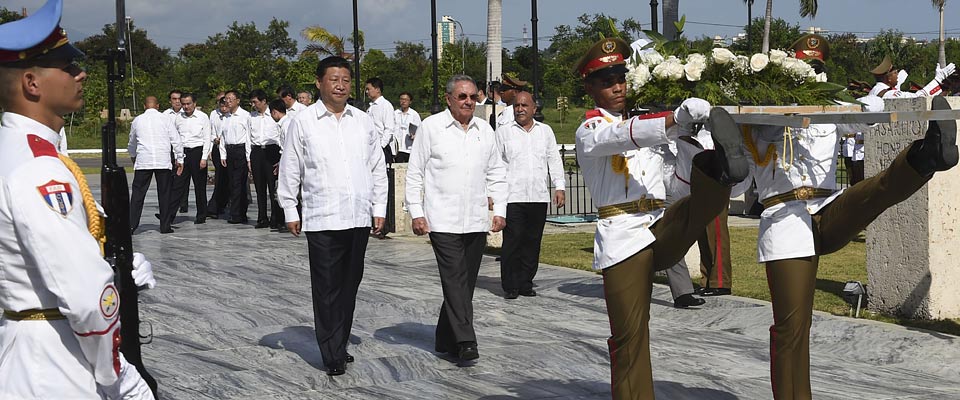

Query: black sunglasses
left=453, top=93, right=481, bottom=102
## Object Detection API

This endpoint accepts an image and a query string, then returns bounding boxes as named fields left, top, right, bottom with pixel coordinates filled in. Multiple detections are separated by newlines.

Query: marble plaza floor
left=101, top=177, right=960, bottom=399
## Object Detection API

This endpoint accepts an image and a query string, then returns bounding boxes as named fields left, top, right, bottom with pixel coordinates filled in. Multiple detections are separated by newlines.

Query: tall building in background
left=437, top=16, right=457, bottom=60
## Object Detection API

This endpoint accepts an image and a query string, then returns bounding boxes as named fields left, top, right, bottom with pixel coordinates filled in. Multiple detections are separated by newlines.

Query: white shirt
left=218, top=108, right=251, bottom=161
left=394, top=107, right=422, bottom=154
left=495, top=120, right=566, bottom=203
left=367, top=96, right=397, bottom=153
left=277, top=102, right=388, bottom=231
left=277, top=114, right=292, bottom=150
left=496, top=104, right=515, bottom=128
left=575, top=107, right=673, bottom=270
left=405, top=109, right=508, bottom=234
left=162, top=107, right=181, bottom=121
left=174, top=110, right=212, bottom=159
left=127, top=108, right=183, bottom=170
left=248, top=107, right=281, bottom=147
left=209, top=109, right=226, bottom=142
left=287, top=101, right=307, bottom=116
left=0, top=112, right=122, bottom=388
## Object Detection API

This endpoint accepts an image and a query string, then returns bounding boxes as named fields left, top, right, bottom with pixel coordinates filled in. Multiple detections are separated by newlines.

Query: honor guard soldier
left=0, top=0, right=156, bottom=398
left=574, top=37, right=749, bottom=399
left=739, top=34, right=959, bottom=400
left=868, top=54, right=956, bottom=98
left=495, top=74, right=526, bottom=129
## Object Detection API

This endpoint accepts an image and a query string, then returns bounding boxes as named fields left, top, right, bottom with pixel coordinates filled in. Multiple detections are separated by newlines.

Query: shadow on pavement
left=260, top=325, right=325, bottom=370
left=373, top=321, right=438, bottom=353
left=557, top=282, right=603, bottom=299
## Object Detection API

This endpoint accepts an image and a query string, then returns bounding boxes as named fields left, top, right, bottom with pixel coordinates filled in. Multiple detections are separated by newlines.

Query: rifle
left=100, top=0, right=158, bottom=397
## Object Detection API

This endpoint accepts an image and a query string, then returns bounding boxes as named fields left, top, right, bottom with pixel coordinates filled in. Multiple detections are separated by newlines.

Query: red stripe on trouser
left=765, top=266, right=779, bottom=400
left=713, top=216, right=724, bottom=288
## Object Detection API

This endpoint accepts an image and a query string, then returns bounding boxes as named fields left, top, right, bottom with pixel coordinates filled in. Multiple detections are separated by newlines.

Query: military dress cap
left=870, top=55, right=894, bottom=75
left=791, top=33, right=829, bottom=64
left=573, top=37, right=632, bottom=79
left=500, top=75, right=529, bottom=91
left=0, top=0, right=83, bottom=65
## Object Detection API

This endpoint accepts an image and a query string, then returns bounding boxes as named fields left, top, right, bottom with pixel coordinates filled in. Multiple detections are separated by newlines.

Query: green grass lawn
left=531, top=227, right=960, bottom=336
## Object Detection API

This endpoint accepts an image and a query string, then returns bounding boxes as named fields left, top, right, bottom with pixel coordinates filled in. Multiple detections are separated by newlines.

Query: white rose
left=639, top=50, right=664, bottom=66
left=711, top=48, right=735, bottom=65
left=653, top=56, right=684, bottom=80
left=684, top=59, right=706, bottom=81
left=750, top=53, right=769, bottom=72
left=734, top=55, right=750, bottom=72
left=769, top=49, right=788, bottom=64
left=626, top=64, right=651, bottom=89
left=686, top=53, right=707, bottom=65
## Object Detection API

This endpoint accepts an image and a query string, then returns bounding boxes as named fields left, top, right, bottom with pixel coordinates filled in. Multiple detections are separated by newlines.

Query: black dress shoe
left=326, top=360, right=346, bottom=376
left=154, top=213, right=161, bottom=220
left=206, top=213, right=218, bottom=220
left=457, top=342, right=479, bottom=361
left=519, top=288, right=537, bottom=297
left=504, top=290, right=519, bottom=300
left=674, top=293, right=706, bottom=308
left=346, top=353, right=354, bottom=363
left=911, top=96, right=958, bottom=175
left=698, top=287, right=731, bottom=296
left=179, top=206, right=188, bottom=213
left=227, top=218, right=243, bottom=224
left=160, top=227, right=174, bottom=234
left=194, top=218, right=205, bottom=224
left=255, top=222, right=269, bottom=229
left=708, top=107, right=749, bottom=185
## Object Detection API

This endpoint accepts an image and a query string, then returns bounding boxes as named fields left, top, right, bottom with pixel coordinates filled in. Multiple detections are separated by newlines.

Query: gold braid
left=611, top=155, right=630, bottom=196
left=57, top=154, right=106, bottom=255
left=742, top=125, right=777, bottom=167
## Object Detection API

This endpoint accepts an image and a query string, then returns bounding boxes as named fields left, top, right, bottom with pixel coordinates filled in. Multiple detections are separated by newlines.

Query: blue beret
left=0, top=0, right=83, bottom=64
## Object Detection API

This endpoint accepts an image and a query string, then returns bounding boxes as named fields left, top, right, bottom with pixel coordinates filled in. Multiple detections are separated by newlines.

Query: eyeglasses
left=452, top=93, right=481, bottom=102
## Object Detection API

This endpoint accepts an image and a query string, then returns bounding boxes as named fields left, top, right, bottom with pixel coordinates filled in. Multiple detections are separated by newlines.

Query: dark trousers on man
left=500, top=202, right=548, bottom=292
left=250, top=144, right=281, bottom=226
left=843, top=156, right=865, bottom=186
left=306, top=227, right=370, bottom=369
left=429, top=232, right=487, bottom=352
left=698, top=207, right=732, bottom=290
left=225, top=144, right=248, bottom=223
left=168, top=146, right=208, bottom=223
left=208, top=144, right=230, bottom=217
left=129, top=168, right=173, bottom=232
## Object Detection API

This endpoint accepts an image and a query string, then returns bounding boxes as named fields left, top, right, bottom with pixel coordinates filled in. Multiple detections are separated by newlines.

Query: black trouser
left=208, top=144, right=230, bottom=216
left=225, top=144, right=248, bottom=221
left=250, top=144, right=281, bottom=225
left=393, top=152, right=410, bottom=163
left=382, top=146, right=394, bottom=164
left=306, top=227, right=370, bottom=368
left=500, top=202, right=548, bottom=292
left=169, top=146, right=208, bottom=223
left=429, top=232, right=486, bottom=351
left=843, top=156, right=865, bottom=186
left=170, top=151, right=189, bottom=211
left=129, top=168, right=172, bottom=232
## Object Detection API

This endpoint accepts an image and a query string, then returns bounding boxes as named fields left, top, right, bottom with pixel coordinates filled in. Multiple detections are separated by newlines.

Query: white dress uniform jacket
left=495, top=120, right=566, bottom=203
left=394, top=107, right=422, bottom=154
left=575, top=107, right=673, bottom=270
left=0, top=112, right=124, bottom=393
left=128, top=108, right=184, bottom=170
left=277, top=102, right=388, bottom=232
left=174, top=110, right=212, bottom=159
left=218, top=108, right=251, bottom=161
left=249, top=107, right=281, bottom=147
left=405, top=109, right=508, bottom=234
left=496, top=104, right=515, bottom=128
left=367, top=96, right=398, bottom=154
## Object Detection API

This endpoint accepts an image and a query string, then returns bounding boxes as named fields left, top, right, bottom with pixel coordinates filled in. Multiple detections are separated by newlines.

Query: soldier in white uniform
left=738, top=34, right=959, bottom=400
left=494, top=75, right=525, bottom=128
left=0, top=1, right=156, bottom=398
left=573, top=38, right=749, bottom=399
left=869, top=54, right=956, bottom=99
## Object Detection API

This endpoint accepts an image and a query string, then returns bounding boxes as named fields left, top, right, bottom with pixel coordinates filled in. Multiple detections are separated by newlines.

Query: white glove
left=935, top=62, right=956, bottom=82
left=674, top=98, right=711, bottom=127
left=131, top=252, right=156, bottom=290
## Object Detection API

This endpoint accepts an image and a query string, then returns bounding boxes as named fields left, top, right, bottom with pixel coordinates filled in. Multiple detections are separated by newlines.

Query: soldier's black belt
left=3, top=309, right=66, bottom=321
left=598, top=198, right=666, bottom=219
left=761, top=187, right=835, bottom=208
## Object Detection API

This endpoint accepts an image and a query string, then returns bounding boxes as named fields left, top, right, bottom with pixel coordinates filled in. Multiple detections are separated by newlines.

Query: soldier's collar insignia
left=37, top=179, right=73, bottom=217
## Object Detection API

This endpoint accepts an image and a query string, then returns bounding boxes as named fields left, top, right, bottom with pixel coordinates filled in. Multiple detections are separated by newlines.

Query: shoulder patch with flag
left=37, top=180, right=73, bottom=217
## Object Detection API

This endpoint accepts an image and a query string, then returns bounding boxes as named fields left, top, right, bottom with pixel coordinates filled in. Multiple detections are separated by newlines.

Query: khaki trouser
left=765, top=146, right=929, bottom=400
left=602, top=152, right=731, bottom=400
left=699, top=207, right=732, bottom=290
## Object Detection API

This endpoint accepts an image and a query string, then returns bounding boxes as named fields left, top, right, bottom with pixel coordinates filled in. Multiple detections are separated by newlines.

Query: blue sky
left=6, top=0, right=956, bottom=56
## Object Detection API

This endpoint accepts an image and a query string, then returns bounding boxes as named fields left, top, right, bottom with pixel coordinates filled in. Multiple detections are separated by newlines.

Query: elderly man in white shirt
left=218, top=90, right=251, bottom=224
left=128, top=96, right=184, bottom=234
left=167, top=92, right=211, bottom=226
left=248, top=89, right=283, bottom=229
left=278, top=86, right=307, bottom=116
left=406, top=74, right=507, bottom=364
left=393, top=91, right=421, bottom=163
left=365, top=77, right=398, bottom=163
left=277, top=56, right=388, bottom=377
left=495, top=91, right=564, bottom=299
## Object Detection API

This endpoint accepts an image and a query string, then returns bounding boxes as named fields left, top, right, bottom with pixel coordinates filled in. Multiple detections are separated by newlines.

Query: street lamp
left=446, top=17, right=466, bottom=74
left=125, top=16, right=136, bottom=114
left=430, top=0, right=441, bottom=114
left=352, top=0, right=362, bottom=108
left=531, top=0, right=543, bottom=122
left=650, top=0, right=659, bottom=34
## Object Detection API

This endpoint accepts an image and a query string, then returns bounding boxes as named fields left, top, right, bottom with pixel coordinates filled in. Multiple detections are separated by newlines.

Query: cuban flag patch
left=37, top=180, right=74, bottom=217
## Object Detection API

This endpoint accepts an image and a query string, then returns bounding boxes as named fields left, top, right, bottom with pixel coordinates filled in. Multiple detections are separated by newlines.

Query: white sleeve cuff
left=408, top=204, right=425, bottom=219
left=493, top=203, right=507, bottom=218
left=372, top=203, right=387, bottom=219
left=283, top=207, right=300, bottom=223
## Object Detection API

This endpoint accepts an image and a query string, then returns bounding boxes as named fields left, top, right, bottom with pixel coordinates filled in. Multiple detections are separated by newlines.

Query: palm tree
left=301, top=26, right=364, bottom=60
left=761, top=0, right=818, bottom=53
left=663, top=0, right=680, bottom=40
left=933, top=0, right=947, bottom=67
left=487, top=0, right=502, bottom=84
